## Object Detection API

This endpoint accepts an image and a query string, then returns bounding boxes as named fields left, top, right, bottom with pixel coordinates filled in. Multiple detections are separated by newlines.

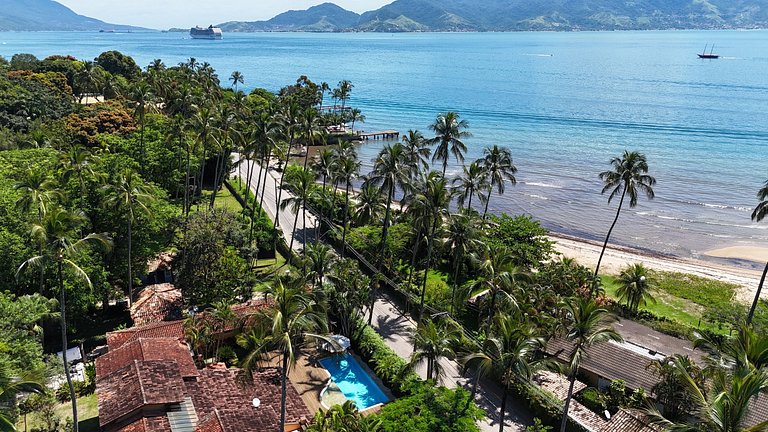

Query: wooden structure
left=358, top=130, right=400, bottom=140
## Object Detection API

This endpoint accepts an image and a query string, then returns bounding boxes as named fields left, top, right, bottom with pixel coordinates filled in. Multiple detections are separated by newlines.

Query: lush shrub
left=484, top=214, right=554, bottom=269
left=376, top=383, right=483, bottom=432
left=353, top=322, right=419, bottom=396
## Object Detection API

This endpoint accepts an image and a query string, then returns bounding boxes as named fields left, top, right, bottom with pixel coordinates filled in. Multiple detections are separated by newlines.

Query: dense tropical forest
left=0, top=49, right=766, bottom=432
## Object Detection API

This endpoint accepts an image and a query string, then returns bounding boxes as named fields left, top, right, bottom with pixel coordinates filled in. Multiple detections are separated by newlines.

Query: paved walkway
left=235, top=155, right=532, bottom=431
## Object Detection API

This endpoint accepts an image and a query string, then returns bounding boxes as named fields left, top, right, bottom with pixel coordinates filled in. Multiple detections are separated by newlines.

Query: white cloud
left=55, top=0, right=391, bottom=29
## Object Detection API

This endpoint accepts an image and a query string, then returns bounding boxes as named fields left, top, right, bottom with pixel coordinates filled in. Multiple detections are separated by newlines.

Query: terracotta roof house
left=97, top=318, right=311, bottom=432
left=130, top=283, right=184, bottom=326
left=106, top=320, right=186, bottom=350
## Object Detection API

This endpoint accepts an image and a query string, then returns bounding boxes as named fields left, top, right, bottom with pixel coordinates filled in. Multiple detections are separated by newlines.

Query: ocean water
left=2, top=30, right=768, bottom=266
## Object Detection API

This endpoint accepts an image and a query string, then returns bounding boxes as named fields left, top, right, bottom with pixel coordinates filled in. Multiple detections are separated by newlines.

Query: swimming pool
left=318, top=353, right=390, bottom=410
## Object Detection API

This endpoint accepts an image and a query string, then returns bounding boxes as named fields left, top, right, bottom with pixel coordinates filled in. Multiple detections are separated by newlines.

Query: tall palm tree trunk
left=58, top=260, right=79, bottom=432
left=198, top=146, right=207, bottom=203
left=450, top=252, right=462, bottom=315
left=559, top=372, right=578, bottom=432
left=280, top=353, right=288, bottom=432
left=184, top=137, right=191, bottom=218
left=499, top=385, right=509, bottom=432
left=747, top=260, right=768, bottom=324
left=418, top=216, right=439, bottom=325
left=317, top=175, right=327, bottom=242
left=287, top=207, right=300, bottom=266
left=482, top=189, right=493, bottom=221
left=593, top=186, right=627, bottom=293
left=273, top=138, right=293, bottom=231
left=406, top=227, right=423, bottom=290
left=486, top=290, right=497, bottom=329
left=467, top=190, right=474, bottom=212
left=341, top=182, right=351, bottom=258
left=127, top=220, right=133, bottom=307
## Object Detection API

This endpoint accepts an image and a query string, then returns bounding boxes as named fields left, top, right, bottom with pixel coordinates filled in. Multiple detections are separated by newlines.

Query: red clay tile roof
left=113, top=416, right=172, bottom=432
left=746, top=393, right=768, bottom=428
left=147, top=252, right=174, bottom=274
left=195, top=411, right=225, bottom=432
left=193, top=366, right=311, bottom=432
left=97, top=360, right=185, bottom=428
left=96, top=338, right=197, bottom=381
left=131, top=283, right=183, bottom=326
left=106, top=320, right=185, bottom=350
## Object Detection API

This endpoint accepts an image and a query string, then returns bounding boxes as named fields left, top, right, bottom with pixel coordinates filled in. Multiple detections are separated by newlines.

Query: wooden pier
left=358, top=130, right=400, bottom=140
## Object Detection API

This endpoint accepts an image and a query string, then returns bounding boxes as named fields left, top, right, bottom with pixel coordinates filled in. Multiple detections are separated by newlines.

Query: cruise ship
left=190, top=25, right=223, bottom=40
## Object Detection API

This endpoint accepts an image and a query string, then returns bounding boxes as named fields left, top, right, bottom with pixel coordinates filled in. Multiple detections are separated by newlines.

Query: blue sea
left=2, top=30, right=767, bottom=266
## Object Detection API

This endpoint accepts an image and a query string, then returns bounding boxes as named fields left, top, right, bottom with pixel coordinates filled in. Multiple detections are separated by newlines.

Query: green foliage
left=353, top=322, right=420, bottom=395
left=174, top=209, right=253, bottom=306
left=484, top=214, right=554, bottom=269
left=654, top=271, right=736, bottom=310
left=527, top=418, right=553, bottom=432
left=0, top=292, right=56, bottom=376
left=65, top=101, right=136, bottom=147
left=94, top=51, right=140, bottom=79
left=376, top=383, right=483, bottom=432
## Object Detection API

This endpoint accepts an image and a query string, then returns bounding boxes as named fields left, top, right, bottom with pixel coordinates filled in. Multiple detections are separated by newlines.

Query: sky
left=55, top=0, right=393, bottom=30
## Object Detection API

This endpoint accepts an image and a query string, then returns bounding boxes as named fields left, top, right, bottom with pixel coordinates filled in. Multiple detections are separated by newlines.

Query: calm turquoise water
left=319, top=353, right=389, bottom=410
left=2, top=30, right=768, bottom=265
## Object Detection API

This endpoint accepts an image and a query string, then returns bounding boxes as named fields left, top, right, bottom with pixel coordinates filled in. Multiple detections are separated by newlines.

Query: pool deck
left=263, top=352, right=329, bottom=414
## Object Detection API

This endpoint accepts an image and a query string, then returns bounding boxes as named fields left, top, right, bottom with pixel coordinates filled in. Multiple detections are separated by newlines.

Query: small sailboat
left=698, top=44, right=719, bottom=59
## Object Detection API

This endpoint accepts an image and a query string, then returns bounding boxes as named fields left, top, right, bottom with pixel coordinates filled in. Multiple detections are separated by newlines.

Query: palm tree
left=402, top=129, right=431, bottom=179
left=208, top=300, right=236, bottom=362
left=594, top=150, right=656, bottom=289
left=76, top=61, right=102, bottom=104
left=14, top=168, right=63, bottom=294
left=0, top=366, right=45, bottom=431
left=646, top=355, right=768, bottom=432
left=443, top=212, right=483, bottom=314
left=298, top=108, right=325, bottom=169
left=469, top=244, right=528, bottom=328
left=102, top=170, right=156, bottom=306
left=306, top=400, right=382, bottom=432
left=303, top=242, right=336, bottom=289
left=429, top=112, right=471, bottom=176
left=280, top=166, right=316, bottom=259
left=229, top=70, right=244, bottom=92
left=129, top=79, right=156, bottom=166
left=413, top=171, right=453, bottom=324
left=616, top=263, right=655, bottom=313
left=348, top=108, right=365, bottom=131
left=366, top=143, right=410, bottom=265
left=311, top=148, right=336, bottom=233
left=353, top=183, right=385, bottom=227
left=410, top=317, right=461, bottom=382
left=237, top=281, right=328, bottom=432
left=336, top=80, right=354, bottom=112
left=749, top=179, right=768, bottom=324
left=16, top=208, right=112, bottom=432
left=463, top=315, right=550, bottom=432
left=336, top=155, right=361, bottom=257
left=480, top=145, right=517, bottom=220
left=646, top=354, right=705, bottom=421
left=453, top=160, right=488, bottom=211
left=59, top=145, right=99, bottom=211
left=558, top=296, right=623, bottom=432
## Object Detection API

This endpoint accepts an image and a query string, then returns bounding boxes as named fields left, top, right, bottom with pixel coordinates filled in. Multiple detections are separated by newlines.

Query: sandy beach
left=550, top=234, right=767, bottom=304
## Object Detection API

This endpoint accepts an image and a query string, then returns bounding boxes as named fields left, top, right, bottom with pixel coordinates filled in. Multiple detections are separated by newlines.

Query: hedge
left=352, top=321, right=420, bottom=396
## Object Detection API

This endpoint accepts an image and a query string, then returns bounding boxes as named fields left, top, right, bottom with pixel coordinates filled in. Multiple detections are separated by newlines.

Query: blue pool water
left=319, top=353, right=390, bottom=410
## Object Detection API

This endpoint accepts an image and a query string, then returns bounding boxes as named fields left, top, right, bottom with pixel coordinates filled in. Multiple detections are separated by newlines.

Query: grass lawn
left=601, top=271, right=737, bottom=335
left=210, top=186, right=243, bottom=212
left=19, top=393, right=99, bottom=432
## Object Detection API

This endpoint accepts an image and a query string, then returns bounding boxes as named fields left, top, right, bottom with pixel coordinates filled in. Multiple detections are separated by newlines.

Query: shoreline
left=549, top=232, right=765, bottom=304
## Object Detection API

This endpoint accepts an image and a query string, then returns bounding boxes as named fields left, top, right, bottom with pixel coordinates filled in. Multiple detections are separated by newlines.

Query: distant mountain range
left=0, top=0, right=140, bottom=31
left=219, top=0, right=768, bottom=32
